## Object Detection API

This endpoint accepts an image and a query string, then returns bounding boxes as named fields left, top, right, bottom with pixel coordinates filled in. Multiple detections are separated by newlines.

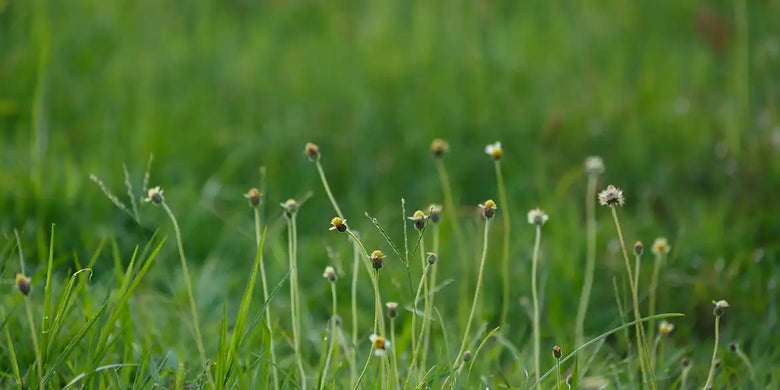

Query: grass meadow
left=1, top=0, right=780, bottom=388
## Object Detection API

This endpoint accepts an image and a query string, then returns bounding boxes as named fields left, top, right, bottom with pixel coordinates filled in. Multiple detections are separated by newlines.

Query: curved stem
left=531, top=224, right=542, bottom=385
left=494, top=160, right=512, bottom=328
left=404, top=263, right=432, bottom=387
left=161, top=202, right=213, bottom=388
left=255, top=207, right=279, bottom=390
left=350, top=242, right=360, bottom=388
left=320, top=283, right=338, bottom=390
left=354, top=350, right=374, bottom=390
left=316, top=160, right=344, bottom=218
left=703, top=315, right=721, bottom=390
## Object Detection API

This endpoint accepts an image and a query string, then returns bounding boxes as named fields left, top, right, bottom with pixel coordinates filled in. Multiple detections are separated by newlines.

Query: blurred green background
left=2, top=0, right=780, bottom=385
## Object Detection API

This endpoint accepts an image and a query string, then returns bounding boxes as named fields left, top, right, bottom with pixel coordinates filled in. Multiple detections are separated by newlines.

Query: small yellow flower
left=143, top=186, right=164, bottom=205
left=652, top=237, right=671, bottom=256
left=659, top=320, right=675, bottom=336
left=329, top=217, right=347, bottom=232
left=370, top=250, right=385, bottom=270
left=479, top=199, right=497, bottom=219
left=430, top=139, right=449, bottom=157
left=323, top=266, right=337, bottom=282
left=408, top=210, right=427, bottom=230
left=485, top=141, right=503, bottom=160
left=369, top=334, right=391, bottom=356
left=598, top=185, right=625, bottom=207
left=304, top=142, right=320, bottom=161
left=245, top=188, right=261, bottom=207
left=15, top=273, right=31, bottom=296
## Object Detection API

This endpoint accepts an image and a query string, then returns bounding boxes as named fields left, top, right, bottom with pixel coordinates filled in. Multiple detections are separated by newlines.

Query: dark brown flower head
left=428, top=204, right=442, bottom=223
left=245, top=188, right=261, bottom=207
left=729, top=341, right=738, bottom=353
left=386, top=302, right=398, bottom=319
left=634, top=241, right=644, bottom=257
left=280, top=199, right=297, bottom=217
left=430, top=138, right=449, bottom=157
left=479, top=199, right=497, bottom=219
left=408, top=210, right=427, bottom=230
left=566, top=372, right=573, bottom=386
left=598, top=185, right=625, bottom=207
left=144, top=186, right=164, bottom=205
left=304, top=142, right=320, bottom=161
left=712, top=299, right=729, bottom=316
left=16, top=273, right=31, bottom=296
left=370, top=250, right=385, bottom=270
left=462, top=350, right=472, bottom=362
left=427, top=252, right=437, bottom=265
left=323, top=266, right=337, bottom=282
left=681, top=357, right=691, bottom=368
left=552, top=345, right=563, bottom=360
left=329, top=217, right=347, bottom=232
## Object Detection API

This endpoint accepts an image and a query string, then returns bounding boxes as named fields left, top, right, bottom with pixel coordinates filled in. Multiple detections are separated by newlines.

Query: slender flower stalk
left=355, top=334, right=391, bottom=389
left=633, top=240, right=644, bottom=379
left=405, top=262, right=433, bottom=385
left=527, top=208, right=549, bottom=385
left=680, top=358, right=691, bottom=390
left=350, top=241, right=360, bottom=387
left=283, top=200, right=306, bottom=389
left=449, top=200, right=495, bottom=384
left=600, top=185, right=655, bottom=389
left=422, top=212, right=441, bottom=372
left=319, top=267, right=338, bottom=390
left=730, top=341, right=757, bottom=386
left=486, top=142, right=512, bottom=328
left=143, top=187, right=212, bottom=388
left=648, top=237, right=670, bottom=357
left=553, top=345, right=563, bottom=390
left=19, top=276, right=43, bottom=389
left=574, top=156, right=603, bottom=374
left=704, top=300, right=729, bottom=390
left=386, top=302, right=400, bottom=390
left=246, top=189, right=279, bottom=390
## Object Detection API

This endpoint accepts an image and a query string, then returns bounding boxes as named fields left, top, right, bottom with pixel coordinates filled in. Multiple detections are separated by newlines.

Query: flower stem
left=350, top=242, right=360, bottom=388
left=161, top=202, right=213, bottom=388
left=531, top=224, right=542, bottom=385
left=555, top=357, right=562, bottom=390
left=418, top=235, right=430, bottom=374
left=286, top=213, right=306, bottom=389
left=422, top=224, right=440, bottom=374
left=24, top=299, right=44, bottom=389
left=609, top=206, right=656, bottom=389
left=494, top=160, right=512, bottom=328
left=254, top=207, right=279, bottom=390
left=451, top=219, right=492, bottom=377
left=390, top=318, right=400, bottom=390
left=316, top=160, right=344, bottom=218
left=354, top=348, right=373, bottom=390
left=574, top=174, right=598, bottom=374
left=648, top=251, right=664, bottom=362
left=703, top=315, right=721, bottom=390
left=319, top=283, right=338, bottom=390
left=404, top=263, right=432, bottom=387
left=347, top=230, right=384, bottom=335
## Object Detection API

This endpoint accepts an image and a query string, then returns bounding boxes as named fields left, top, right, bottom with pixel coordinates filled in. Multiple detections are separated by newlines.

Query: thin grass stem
left=351, top=241, right=360, bottom=388
left=286, top=212, right=307, bottom=389
left=24, top=299, right=44, bottom=389
left=574, top=174, right=598, bottom=374
left=254, top=207, right=279, bottom=390
left=319, top=283, right=338, bottom=390
left=389, top=317, right=400, bottom=390
left=648, top=251, right=664, bottom=362
left=494, top=160, right=512, bottom=328
left=531, top=224, right=542, bottom=386
left=703, top=315, right=721, bottom=390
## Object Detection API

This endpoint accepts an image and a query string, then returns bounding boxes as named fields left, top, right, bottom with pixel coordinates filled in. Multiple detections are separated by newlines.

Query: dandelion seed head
left=598, top=185, right=624, bottom=207
left=584, top=156, right=605, bottom=175
left=526, top=208, right=548, bottom=225
left=430, top=138, right=449, bottom=157
left=304, top=142, right=320, bottom=161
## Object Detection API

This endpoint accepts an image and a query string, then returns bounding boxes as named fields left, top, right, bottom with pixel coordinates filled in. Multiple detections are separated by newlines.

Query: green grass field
left=1, top=0, right=779, bottom=388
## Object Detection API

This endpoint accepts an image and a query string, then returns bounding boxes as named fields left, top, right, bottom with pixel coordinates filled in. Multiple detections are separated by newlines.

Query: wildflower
left=280, top=199, right=297, bottom=217
left=245, top=188, right=261, bottom=207
left=386, top=302, right=398, bottom=319
left=652, top=237, right=671, bottom=255
left=329, top=217, right=347, bottom=232
left=143, top=186, right=164, bottom=205
left=428, top=204, right=442, bottom=223
left=712, top=299, right=729, bottom=316
left=598, top=185, right=625, bottom=207
left=526, top=208, right=548, bottom=225
left=370, top=250, right=384, bottom=270
left=408, top=210, right=427, bottom=230
left=462, top=350, right=472, bottom=362
left=552, top=345, right=563, bottom=359
left=304, top=142, right=320, bottom=161
left=634, top=241, right=644, bottom=257
left=566, top=373, right=573, bottom=387
left=479, top=199, right=497, bottom=219
left=323, top=266, right=337, bottom=282
left=659, top=320, right=675, bottom=335
left=369, top=334, right=390, bottom=356
left=729, top=341, right=738, bottom=352
left=485, top=141, right=503, bottom=160
left=15, top=273, right=31, bottom=296
left=584, top=156, right=605, bottom=176
left=427, top=252, right=438, bottom=265
left=430, top=138, right=449, bottom=157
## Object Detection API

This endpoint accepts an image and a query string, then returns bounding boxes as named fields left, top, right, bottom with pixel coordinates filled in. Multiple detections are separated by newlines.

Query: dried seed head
left=479, top=199, right=497, bottom=219
left=681, top=357, right=691, bottom=368
left=566, top=372, right=573, bottom=387
left=144, top=186, right=164, bottom=205
left=426, top=252, right=437, bottom=265
left=280, top=199, right=297, bottom=217
left=584, top=156, right=605, bottom=176
left=370, top=250, right=385, bottom=270
left=323, top=266, right=337, bottom=282
left=430, top=138, right=449, bottom=157
left=527, top=208, right=549, bottom=226
left=369, top=334, right=390, bottom=356
left=552, top=345, right=563, bottom=359
left=245, top=188, right=261, bottom=207
left=598, top=185, right=625, bottom=207
left=714, top=359, right=721, bottom=369
left=729, top=341, right=738, bottom=353
left=652, top=237, right=671, bottom=256
left=386, top=302, right=398, bottom=318
left=15, top=273, right=31, bottom=296
left=634, top=241, right=644, bottom=257
left=329, top=217, right=347, bottom=232
left=304, top=142, right=320, bottom=161
left=462, top=350, right=472, bottom=362
left=408, top=210, right=427, bottom=230
left=712, top=299, right=729, bottom=316
left=484, top=141, right=503, bottom=160
left=428, top=204, right=442, bottom=223
left=659, top=320, right=675, bottom=335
